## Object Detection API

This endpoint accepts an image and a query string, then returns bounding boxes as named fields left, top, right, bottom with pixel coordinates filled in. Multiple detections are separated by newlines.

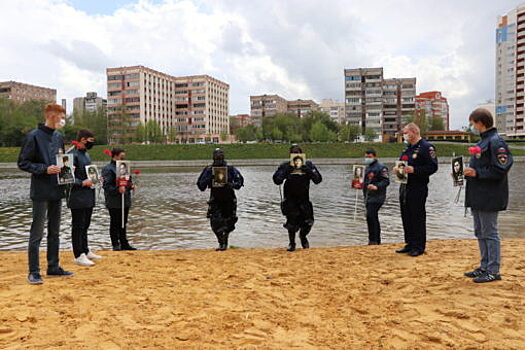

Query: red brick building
left=415, top=91, right=450, bottom=130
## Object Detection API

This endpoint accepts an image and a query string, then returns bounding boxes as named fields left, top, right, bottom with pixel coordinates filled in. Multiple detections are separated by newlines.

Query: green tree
left=309, top=121, right=337, bottom=142
left=363, top=128, right=378, bottom=142
left=339, top=124, right=361, bottom=142
left=429, top=116, right=445, bottom=131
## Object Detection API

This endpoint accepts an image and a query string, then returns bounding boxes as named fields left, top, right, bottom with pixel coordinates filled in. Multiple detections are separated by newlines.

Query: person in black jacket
left=273, top=144, right=322, bottom=252
left=17, top=103, right=74, bottom=284
left=101, top=148, right=137, bottom=251
left=362, top=149, right=390, bottom=245
left=463, top=108, right=513, bottom=283
left=197, top=149, right=244, bottom=251
left=67, top=129, right=102, bottom=266
left=394, top=123, right=438, bottom=257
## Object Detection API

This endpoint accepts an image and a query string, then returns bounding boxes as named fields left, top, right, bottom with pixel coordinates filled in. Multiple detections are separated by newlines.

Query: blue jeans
left=472, top=209, right=500, bottom=274
left=28, top=200, right=62, bottom=274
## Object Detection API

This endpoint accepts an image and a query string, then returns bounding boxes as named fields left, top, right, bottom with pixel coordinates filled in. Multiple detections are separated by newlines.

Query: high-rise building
left=496, top=5, right=525, bottom=137
left=344, top=68, right=416, bottom=141
left=229, top=114, right=252, bottom=132
left=250, top=94, right=288, bottom=124
left=286, top=99, right=319, bottom=118
left=106, top=65, right=229, bottom=144
left=0, top=81, right=56, bottom=103
left=319, top=99, right=345, bottom=124
left=415, top=91, right=450, bottom=130
left=73, top=92, right=107, bottom=115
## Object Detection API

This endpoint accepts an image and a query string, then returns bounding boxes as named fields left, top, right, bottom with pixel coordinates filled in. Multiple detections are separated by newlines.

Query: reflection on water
left=1, top=163, right=524, bottom=251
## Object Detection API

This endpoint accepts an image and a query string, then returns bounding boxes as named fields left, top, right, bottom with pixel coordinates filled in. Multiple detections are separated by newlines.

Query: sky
left=0, top=0, right=521, bottom=129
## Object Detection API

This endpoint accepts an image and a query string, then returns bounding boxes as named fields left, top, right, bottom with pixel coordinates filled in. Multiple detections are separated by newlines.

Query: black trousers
left=71, top=207, right=93, bottom=258
left=366, top=202, right=383, bottom=244
left=108, top=207, right=130, bottom=247
left=208, top=199, right=237, bottom=243
left=400, top=184, right=428, bottom=252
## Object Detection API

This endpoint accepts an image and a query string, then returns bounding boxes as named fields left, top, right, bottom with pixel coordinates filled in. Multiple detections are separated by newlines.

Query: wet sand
left=1, top=239, right=524, bottom=349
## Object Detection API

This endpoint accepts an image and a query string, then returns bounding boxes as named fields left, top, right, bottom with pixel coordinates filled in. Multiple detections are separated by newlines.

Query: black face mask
left=212, top=155, right=226, bottom=166
left=85, top=141, right=95, bottom=150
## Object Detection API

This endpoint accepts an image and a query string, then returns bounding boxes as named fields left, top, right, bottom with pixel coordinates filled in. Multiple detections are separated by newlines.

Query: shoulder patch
left=497, top=153, right=509, bottom=165
left=497, top=147, right=507, bottom=154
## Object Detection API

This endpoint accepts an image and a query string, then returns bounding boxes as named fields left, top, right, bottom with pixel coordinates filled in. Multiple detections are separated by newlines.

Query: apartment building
left=344, top=68, right=416, bottom=141
left=0, top=81, right=56, bottom=104
left=496, top=4, right=525, bottom=137
left=106, top=65, right=229, bottom=144
left=319, top=99, right=345, bottom=124
left=415, top=91, right=450, bottom=130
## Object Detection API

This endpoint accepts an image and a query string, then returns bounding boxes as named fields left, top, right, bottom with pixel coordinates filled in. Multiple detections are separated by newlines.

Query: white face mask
left=56, top=119, right=66, bottom=129
left=403, top=134, right=409, bottom=143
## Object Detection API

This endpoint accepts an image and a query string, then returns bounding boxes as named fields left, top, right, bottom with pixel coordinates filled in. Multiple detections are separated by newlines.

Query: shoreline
left=1, top=238, right=524, bottom=349
left=2, top=156, right=525, bottom=169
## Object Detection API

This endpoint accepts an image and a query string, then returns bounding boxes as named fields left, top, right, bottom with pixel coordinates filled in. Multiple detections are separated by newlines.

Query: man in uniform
left=464, top=108, right=513, bottom=283
left=273, top=144, right=322, bottom=252
left=394, top=123, right=438, bottom=257
left=363, top=149, right=390, bottom=245
left=197, top=149, right=244, bottom=251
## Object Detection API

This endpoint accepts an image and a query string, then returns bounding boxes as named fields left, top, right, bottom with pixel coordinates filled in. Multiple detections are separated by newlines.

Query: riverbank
left=1, top=239, right=524, bottom=349
left=3, top=142, right=519, bottom=163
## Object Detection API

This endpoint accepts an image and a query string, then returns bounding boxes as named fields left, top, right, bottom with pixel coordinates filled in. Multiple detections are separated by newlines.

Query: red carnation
left=401, top=155, right=409, bottom=161
left=468, top=146, right=481, bottom=155
left=70, top=140, right=80, bottom=146
left=103, top=149, right=112, bottom=157
left=133, top=170, right=142, bottom=175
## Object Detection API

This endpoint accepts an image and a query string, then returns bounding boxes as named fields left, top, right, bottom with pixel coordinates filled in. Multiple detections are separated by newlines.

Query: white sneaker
left=87, top=250, right=102, bottom=260
left=74, top=253, right=95, bottom=266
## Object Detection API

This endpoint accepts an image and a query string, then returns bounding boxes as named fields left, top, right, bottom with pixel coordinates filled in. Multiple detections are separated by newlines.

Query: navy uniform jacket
left=273, top=161, right=322, bottom=201
left=102, top=161, right=133, bottom=209
left=400, top=138, right=438, bottom=186
left=197, top=165, right=244, bottom=201
left=67, top=147, right=95, bottom=209
left=17, top=124, right=65, bottom=201
left=363, top=160, right=390, bottom=204
left=465, top=128, right=513, bottom=212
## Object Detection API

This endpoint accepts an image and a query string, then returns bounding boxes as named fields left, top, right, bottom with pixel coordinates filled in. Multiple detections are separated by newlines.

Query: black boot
left=221, top=232, right=229, bottom=251
left=287, top=230, right=296, bottom=252
left=299, top=227, right=311, bottom=249
left=215, top=231, right=225, bottom=251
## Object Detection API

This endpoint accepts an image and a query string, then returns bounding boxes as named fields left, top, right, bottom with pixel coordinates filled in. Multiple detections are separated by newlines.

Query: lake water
left=1, top=162, right=524, bottom=251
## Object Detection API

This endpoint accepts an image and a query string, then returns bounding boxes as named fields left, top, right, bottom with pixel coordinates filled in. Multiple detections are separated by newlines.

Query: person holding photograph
left=101, top=148, right=137, bottom=251
left=464, top=108, right=513, bottom=283
left=273, top=144, right=322, bottom=252
left=197, top=149, right=244, bottom=251
left=395, top=123, right=438, bottom=257
left=67, top=129, right=102, bottom=266
left=363, top=149, right=390, bottom=245
left=17, top=103, right=74, bottom=284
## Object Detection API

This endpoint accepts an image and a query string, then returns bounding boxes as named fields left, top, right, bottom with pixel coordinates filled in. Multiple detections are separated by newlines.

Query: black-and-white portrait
left=452, top=156, right=464, bottom=187
left=85, top=164, right=100, bottom=184
left=56, top=154, right=75, bottom=185
left=351, top=165, right=364, bottom=189
left=116, top=160, right=131, bottom=179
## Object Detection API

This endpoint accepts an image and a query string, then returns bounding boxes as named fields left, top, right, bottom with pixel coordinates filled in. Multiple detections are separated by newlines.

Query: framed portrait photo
left=451, top=156, right=464, bottom=187
left=212, top=166, right=228, bottom=188
left=394, top=160, right=408, bottom=184
left=85, top=164, right=100, bottom=184
left=351, top=165, right=365, bottom=189
left=56, top=153, right=75, bottom=185
left=290, top=153, right=307, bottom=174
left=116, top=160, right=131, bottom=179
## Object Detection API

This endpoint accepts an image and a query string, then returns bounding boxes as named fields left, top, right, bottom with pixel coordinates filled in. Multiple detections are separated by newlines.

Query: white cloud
left=0, top=0, right=520, bottom=128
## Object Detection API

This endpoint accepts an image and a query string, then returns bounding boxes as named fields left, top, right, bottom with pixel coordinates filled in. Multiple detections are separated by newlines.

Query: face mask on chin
left=403, top=134, right=410, bottom=143
left=55, top=119, right=65, bottom=129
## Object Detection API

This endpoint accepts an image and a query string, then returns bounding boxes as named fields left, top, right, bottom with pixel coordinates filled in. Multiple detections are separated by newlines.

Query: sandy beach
left=1, top=239, right=524, bottom=349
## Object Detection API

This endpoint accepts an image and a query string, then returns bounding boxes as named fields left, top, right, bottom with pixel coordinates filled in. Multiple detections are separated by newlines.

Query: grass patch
left=3, top=142, right=524, bottom=163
